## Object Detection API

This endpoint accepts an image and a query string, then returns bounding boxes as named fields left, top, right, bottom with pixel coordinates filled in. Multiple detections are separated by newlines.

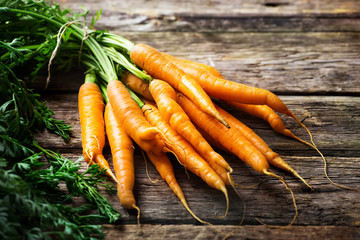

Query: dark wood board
left=54, top=0, right=360, bottom=32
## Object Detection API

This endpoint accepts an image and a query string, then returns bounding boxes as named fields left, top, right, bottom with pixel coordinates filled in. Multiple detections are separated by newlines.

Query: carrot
left=123, top=72, right=154, bottom=101
left=107, top=80, right=167, bottom=156
left=165, top=53, right=321, bottom=177
left=104, top=102, right=140, bottom=218
left=163, top=53, right=320, bottom=164
left=78, top=78, right=117, bottom=183
left=162, top=53, right=291, bottom=116
left=176, top=93, right=268, bottom=174
left=214, top=104, right=313, bottom=190
left=149, top=79, right=232, bottom=173
left=177, top=93, right=298, bottom=227
left=161, top=53, right=315, bottom=151
left=141, top=102, right=229, bottom=217
left=224, top=101, right=308, bottom=142
left=129, top=43, right=229, bottom=128
left=140, top=95, right=232, bottom=185
left=160, top=52, right=224, bottom=79
left=197, top=128, right=229, bottom=153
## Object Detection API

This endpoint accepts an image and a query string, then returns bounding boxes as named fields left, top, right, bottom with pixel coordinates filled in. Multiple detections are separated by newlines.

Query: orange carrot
left=215, top=104, right=313, bottom=190
left=164, top=54, right=320, bottom=156
left=160, top=52, right=224, bottom=79
left=78, top=81, right=117, bottom=182
left=177, top=93, right=269, bottom=175
left=163, top=54, right=291, bottom=116
left=123, top=72, right=154, bottom=101
left=177, top=93, right=298, bottom=227
left=141, top=103, right=229, bottom=217
left=104, top=102, right=140, bottom=216
left=224, top=101, right=305, bottom=141
left=129, top=43, right=229, bottom=128
left=107, top=80, right=166, bottom=156
left=162, top=52, right=317, bottom=154
left=149, top=79, right=232, bottom=173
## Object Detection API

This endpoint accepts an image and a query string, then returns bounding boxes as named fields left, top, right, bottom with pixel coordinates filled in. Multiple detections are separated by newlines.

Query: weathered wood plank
left=39, top=32, right=360, bottom=95
left=102, top=224, right=360, bottom=240
left=53, top=0, right=360, bottom=32
left=56, top=0, right=360, bottom=15
left=75, top=12, right=360, bottom=33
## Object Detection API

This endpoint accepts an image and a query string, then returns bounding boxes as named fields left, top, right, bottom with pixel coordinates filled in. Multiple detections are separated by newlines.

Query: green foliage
left=0, top=156, right=107, bottom=240
left=0, top=2, right=121, bottom=238
left=0, top=65, right=120, bottom=238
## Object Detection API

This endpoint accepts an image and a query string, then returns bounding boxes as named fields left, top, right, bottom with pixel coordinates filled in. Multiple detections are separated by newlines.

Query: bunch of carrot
left=77, top=37, right=321, bottom=227
left=3, top=0, right=355, bottom=233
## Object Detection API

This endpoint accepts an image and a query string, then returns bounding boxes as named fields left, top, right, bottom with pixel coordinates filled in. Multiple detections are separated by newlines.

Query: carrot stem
left=104, top=47, right=152, bottom=84
left=100, top=32, right=135, bottom=53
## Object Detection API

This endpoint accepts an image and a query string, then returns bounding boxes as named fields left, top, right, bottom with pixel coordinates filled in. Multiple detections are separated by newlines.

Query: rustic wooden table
left=41, top=0, right=360, bottom=239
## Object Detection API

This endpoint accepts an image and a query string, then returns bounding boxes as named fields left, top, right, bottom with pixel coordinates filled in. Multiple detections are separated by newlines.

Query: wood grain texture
left=55, top=0, right=360, bottom=15
left=102, top=224, right=360, bottom=240
left=53, top=0, right=360, bottom=32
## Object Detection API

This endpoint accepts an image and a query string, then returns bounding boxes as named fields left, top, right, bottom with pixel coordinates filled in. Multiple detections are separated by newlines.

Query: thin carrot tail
left=141, top=150, right=160, bottom=183
left=166, top=145, right=191, bottom=179
left=179, top=198, right=209, bottom=224
left=222, top=172, right=247, bottom=240
left=285, top=110, right=316, bottom=147
left=214, top=185, right=230, bottom=220
left=234, top=177, right=269, bottom=189
left=286, top=111, right=359, bottom=192
left=272, top=156, right=313, bottom=190
left=179, top=197, right=229, bottom=238
left=227, top=173, right=246, bottom=226
left=95, top=154, right=119, bottom=184
left=257, top=170, right=298, bottom=229
left=133, top=205, right=141, bottom=227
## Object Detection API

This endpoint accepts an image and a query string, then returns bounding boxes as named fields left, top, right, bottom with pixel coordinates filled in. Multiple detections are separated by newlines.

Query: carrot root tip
left=261, top=170, right=298, bottom=229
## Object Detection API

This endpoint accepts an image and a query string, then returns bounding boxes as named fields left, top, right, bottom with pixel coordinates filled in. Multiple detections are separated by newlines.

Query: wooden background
left=39, top=0, right=360, bottom=239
